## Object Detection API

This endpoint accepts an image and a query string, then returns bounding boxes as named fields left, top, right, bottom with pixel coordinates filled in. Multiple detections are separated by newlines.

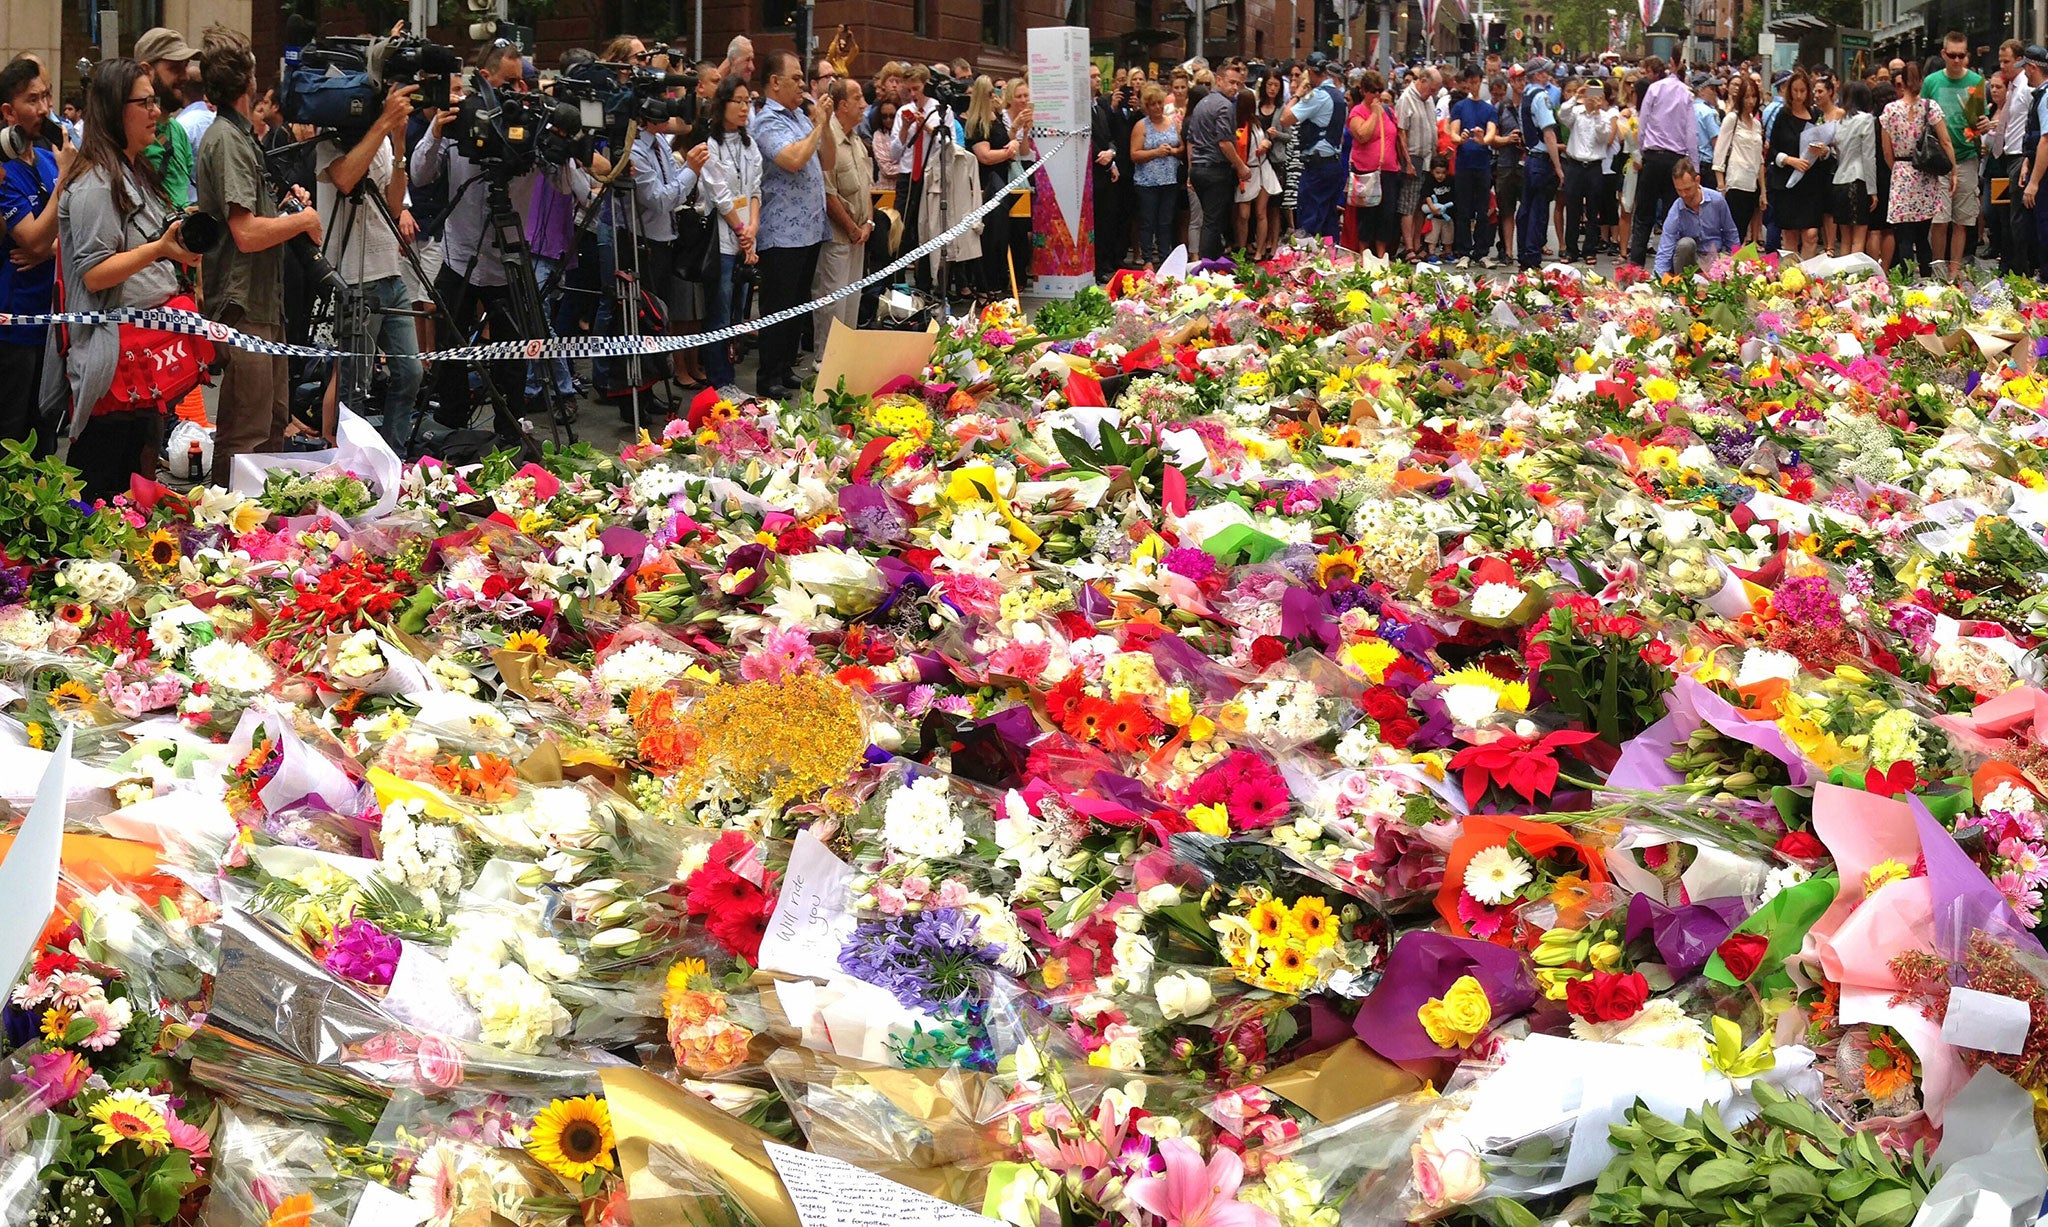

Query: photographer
left=750, top=50, right=830, bottom=400
left=316, top=81, right=423, bottom=451
left=0, top=57, right=74, bottom=450
left=410, top=41, right=594, bottom=442
left=42, top=59, right=202, bottom=498
left=626, top=91, right=710, bottom=388
left=892, top=65, right=956, bottom=282
left=194, top=25, right=322, bottom=487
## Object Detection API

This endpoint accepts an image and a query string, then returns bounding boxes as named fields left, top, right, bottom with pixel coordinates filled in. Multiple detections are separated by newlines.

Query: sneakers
left=1455, top=256, right=1472, bottom=269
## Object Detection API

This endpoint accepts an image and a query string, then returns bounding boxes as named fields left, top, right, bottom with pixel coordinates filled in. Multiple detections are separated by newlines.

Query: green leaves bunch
left=1590, top=1084, right=1937, bottom=1227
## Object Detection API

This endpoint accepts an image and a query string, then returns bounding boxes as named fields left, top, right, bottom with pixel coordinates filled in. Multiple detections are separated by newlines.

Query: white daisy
left=1463, top=845, right=1534, bottom=905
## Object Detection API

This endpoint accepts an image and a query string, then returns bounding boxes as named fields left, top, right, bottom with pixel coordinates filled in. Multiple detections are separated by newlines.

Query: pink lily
left=1125, top=1137, right=1277, bottom=1227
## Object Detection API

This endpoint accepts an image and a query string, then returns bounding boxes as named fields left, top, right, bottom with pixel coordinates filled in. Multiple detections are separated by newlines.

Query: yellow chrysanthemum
left=88, top=1089, right=171, bottom=1155
left=526, top=1095, right=616, bottom=1182
left=1340, top=638, right=1401, bottom=684
left=1433, top=666, right=1530, bottom=713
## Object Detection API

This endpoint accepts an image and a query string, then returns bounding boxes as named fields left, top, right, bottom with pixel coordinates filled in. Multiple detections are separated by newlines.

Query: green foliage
left=1030, top=287, right=1115, bottom=341
left=1591, top=1084, right=1939, bottom=1227
left=0, top=436, right=128, bottom=568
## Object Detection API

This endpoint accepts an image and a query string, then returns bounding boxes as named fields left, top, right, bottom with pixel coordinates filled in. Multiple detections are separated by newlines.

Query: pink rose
left=1411, top=1129, right=1487, bottom=1209
left=413, top=1033, right=466, bottom=1089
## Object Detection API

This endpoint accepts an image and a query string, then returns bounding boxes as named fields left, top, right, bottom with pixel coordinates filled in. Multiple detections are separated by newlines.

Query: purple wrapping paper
left=1352, top=932, right=1537, bottom=1062
left=1625, top=893, right=1749, bottom=978
left=1608, top=676, right=1813, bottom=791
left=1280, top=587, right=1339, bottom=651
left=1908, top=794, right=2046, bottom=962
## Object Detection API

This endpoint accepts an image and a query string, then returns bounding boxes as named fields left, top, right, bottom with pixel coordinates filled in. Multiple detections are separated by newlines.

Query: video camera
left=284, top=30, right=463, bottom=136
left=547, top=61, right=698, bottom=154
left=927, top=72, right=970, bottom=118
left=458, top=88, right=581, bottom=175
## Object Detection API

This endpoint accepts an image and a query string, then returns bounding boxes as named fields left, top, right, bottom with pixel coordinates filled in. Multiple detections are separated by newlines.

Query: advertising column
left=1027, top=26, right=1095, bottom=299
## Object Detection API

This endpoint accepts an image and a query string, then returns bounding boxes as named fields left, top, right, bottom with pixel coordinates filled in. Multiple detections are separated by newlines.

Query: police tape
left=0, top=130, right=1083, bottom=367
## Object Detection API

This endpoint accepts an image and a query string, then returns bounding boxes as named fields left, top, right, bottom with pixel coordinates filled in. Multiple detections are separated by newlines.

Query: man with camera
left=0, top=58, right=72, bottom=450
left=135, top=28, right=199, bottom=207
left=316, top=81, right=424, bottom=452
left=194, top=25, right=323, bottom=487
left=411, top=40, right=593, bottom=444
left=751, top=50, right=831, bottom=399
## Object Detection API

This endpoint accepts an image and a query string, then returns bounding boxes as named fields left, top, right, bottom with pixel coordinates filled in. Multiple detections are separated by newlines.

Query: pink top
left=1348, top=102, right=1400, bottom=174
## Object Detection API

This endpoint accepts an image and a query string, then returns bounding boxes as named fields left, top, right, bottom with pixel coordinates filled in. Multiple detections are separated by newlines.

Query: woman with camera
left=40, top=58, right=202, bottom=500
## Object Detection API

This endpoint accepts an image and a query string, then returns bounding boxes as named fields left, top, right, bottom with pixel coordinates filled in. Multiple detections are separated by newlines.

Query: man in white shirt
left=1558, top=79, right=1615, bottom=263
left=318, top=84, right=423, bottom=452
left=1998, top=38, right=2034, bottom=275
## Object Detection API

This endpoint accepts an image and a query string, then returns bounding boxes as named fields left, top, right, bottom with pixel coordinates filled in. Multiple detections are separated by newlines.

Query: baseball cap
left=2026, top=44, right=2048, bottom=66
left=1306, top=51, right=1330, bottom=71
left=1524, top=56, right=1554, bottom=77
left=134, top=27, right=197, bottom=63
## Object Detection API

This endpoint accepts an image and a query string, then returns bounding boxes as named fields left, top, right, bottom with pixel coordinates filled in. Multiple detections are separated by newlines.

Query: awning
left=1767, top=11, right=1833, bottom=35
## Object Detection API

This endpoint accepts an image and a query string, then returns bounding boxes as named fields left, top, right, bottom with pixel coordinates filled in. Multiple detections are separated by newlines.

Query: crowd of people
left=1083, top=35, right=2048, bottom=283
left=3, top=23, right=2047, bottom=499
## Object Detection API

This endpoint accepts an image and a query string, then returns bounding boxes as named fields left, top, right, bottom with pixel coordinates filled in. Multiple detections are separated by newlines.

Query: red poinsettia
left=1449, top=729, right=1599, bottom=809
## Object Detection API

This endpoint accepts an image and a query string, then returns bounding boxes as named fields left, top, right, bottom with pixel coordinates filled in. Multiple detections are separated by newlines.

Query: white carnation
left=1468, top=582, right=1526, bottom=621
left=880, top=774, right=966, bottom=859
left=593, top=640, right=689, bottom=693
left=188, top=638, right=275, bottom=694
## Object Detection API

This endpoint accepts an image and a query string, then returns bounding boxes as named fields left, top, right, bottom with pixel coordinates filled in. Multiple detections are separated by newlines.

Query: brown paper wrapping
left=1257, top=1038, right=1422, bottom=1124
left=601, top=1066, right=803, bottom=1227
left=600, top=1066, right=991, bottom=1225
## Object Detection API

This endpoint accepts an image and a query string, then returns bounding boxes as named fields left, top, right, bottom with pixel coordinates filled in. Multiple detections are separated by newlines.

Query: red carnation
left=1715, top=932, right=1771, bottom=982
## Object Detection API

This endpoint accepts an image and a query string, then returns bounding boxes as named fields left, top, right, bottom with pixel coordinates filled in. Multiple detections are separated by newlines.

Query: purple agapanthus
left=839, top=907, right=1003, bottom=1011
left=324, top=918, right=401, bottom=987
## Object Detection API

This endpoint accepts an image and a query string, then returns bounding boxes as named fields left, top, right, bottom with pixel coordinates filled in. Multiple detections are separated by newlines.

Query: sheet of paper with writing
left=766, top=1143, right=999, bottom=1227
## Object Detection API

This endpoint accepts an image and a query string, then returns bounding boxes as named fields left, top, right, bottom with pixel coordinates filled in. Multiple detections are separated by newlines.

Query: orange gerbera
left=1862, top=1030, right=1915, bottom=1101
left=264, top=1193, right=316, bottom=1227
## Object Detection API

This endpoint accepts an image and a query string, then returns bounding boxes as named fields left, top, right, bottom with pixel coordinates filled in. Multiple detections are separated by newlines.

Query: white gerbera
left=1463, top=845, right=1534, bottom=905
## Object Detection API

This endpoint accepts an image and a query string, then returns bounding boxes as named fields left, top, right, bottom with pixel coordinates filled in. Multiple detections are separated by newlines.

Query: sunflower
left=48, top=681, right=95, bottom=713
left=526, top=1094, right=616, bottom=1181
left=87, top=1089, right=172, bottom=1155
left=503, top=629, right=551, bottom=655
left=135, top=528, right=180, bottom=575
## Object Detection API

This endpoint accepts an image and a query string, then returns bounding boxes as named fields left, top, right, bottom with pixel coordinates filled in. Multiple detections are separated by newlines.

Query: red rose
left=1378, top=717, right=1420, bottom=748
left=1715, top=932, right=1772, bottom=982
left=1774, top=830, right=1828, bottom=861
left=1249, top=635, right=1290, bottom=669
left=1431, top=586, right=1462, bottom=609
left=1638, top=639, right=1676, bottom=666
left=1565, top=970, right=1649, bottom=1023
left=1360, top=686, right=1409, bottom=723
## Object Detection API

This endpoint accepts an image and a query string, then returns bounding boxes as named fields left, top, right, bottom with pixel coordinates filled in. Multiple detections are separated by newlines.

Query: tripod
left=476, top=168, right=573, bottom=457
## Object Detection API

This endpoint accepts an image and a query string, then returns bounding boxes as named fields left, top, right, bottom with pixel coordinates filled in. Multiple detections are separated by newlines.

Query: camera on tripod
left=458, top=89, right=582, bottom=174
left=283, top=30, right=463, bottom=138
left=927, top=72, right=970, bottom=118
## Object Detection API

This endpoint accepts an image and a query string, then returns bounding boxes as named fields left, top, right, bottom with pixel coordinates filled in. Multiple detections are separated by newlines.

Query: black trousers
left=69, top=408, right=162, bottom=503
left=1452, top=164, right=1492, bottom=258
left=1996, top=154, right=2033, bottom=275
left=0, top=341, right=52, bottom=455
left=432, top=265, right=526, bottom=439
left=1190, top=162, right=1237, bottom=258
left=756, top=242, right=820, bottom=390
left=1727, top=188, right=1760, bottom=240
left=1561, top=159, right=1603, bottom=259
left=1628, top=148, right=1683, bottom=267
left=1094, top=168, right=1130, bottom=278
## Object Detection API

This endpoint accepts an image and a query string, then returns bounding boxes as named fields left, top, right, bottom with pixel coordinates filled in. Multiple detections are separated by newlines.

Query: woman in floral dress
left=1879, top=57, right=1955, bottom=277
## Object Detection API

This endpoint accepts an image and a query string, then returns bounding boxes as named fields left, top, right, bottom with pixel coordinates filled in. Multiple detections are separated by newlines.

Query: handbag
left=1347, top=107, right=1387, bottom=206
left=1346, top=169, right=1383, bottom=207
left=673, top=182, right=719, bottom=285
left=1910, top=100, right=1954, bottom=177
left=94, top=293, right=214, bottom=415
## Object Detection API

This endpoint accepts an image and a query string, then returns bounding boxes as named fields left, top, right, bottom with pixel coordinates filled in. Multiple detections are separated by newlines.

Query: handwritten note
left=756, top=830, right=857, bottom=981
left=766, top=1143, right=1000, bottom=1227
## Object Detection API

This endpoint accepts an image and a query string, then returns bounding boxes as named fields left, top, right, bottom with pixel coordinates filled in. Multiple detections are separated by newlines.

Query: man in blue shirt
left=1692, top=77, right=1722, bottom=188
left=1655, top=158, right=1741, bottom=275
left=1280, top=53, right=1347, bottom=239
left=0, top=57, right=68, bottom=453
left=751, top=49, right=831, bottom=399
left=1447, top=65, right=1498, bottom=265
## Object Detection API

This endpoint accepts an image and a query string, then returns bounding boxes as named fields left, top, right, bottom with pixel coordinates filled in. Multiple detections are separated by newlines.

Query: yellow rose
left=1187, top=803, right=1231, bottom=837
left=1588, top=942, right=1623, bottom=972
left=1417, top=975, right=1492, bottom=1048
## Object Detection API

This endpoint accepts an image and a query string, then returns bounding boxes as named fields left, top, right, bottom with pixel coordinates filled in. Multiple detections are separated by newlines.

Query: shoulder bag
left=1910, top=99, right=1954, bottom=177
left=1347, top=108, right=1385, bottom=207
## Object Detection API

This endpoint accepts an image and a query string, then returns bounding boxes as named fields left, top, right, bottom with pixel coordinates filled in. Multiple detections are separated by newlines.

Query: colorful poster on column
left=1027, top=26, right=1094, bottom=298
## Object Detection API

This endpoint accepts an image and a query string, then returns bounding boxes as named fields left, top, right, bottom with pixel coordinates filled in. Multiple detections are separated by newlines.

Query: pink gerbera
left=1126, top=1137, right=1277, bottom=1227
left=1228, top=775, right=1292, bottom=830
left=165, top=1109, right=212, bottom=1162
